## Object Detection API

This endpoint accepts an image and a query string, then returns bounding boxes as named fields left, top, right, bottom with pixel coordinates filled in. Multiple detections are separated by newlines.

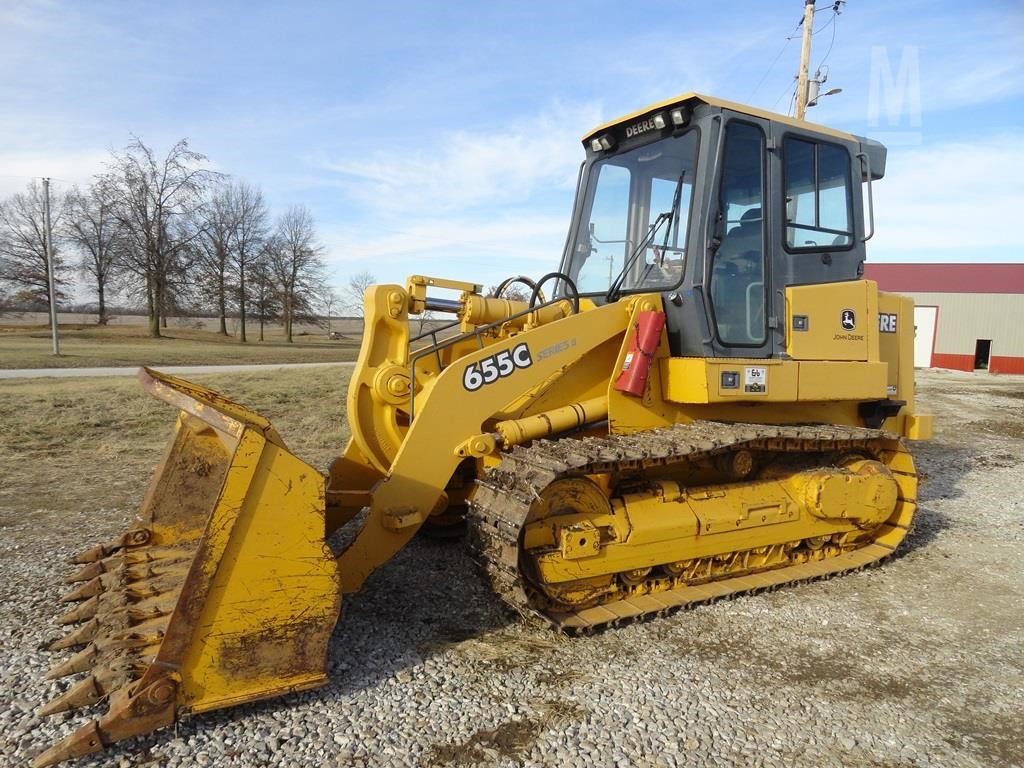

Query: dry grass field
left=0, top=366, right=352, bottom=516
left=0, top=323, right=361, bottom=369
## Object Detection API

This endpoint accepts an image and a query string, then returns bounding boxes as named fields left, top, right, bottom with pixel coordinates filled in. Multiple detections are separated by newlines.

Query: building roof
left=863, top=263, right=1024, bottom=294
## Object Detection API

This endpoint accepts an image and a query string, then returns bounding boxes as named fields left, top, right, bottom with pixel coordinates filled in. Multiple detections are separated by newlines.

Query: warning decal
left=744, top=366, right=767, bottom=394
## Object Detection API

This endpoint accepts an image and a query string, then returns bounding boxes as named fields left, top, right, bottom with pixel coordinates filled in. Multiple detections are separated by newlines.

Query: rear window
left=784, top=137, right=853, bottom=250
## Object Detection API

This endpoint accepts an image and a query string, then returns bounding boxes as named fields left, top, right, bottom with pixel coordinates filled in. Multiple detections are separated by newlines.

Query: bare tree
left=321, top=284, right=342, bottom=337
left=343, top=271, right=376, bottom=328
left=194, top=183, right=236, bottom=335
left=64, top=180, right=125, bottom=325
left=105, top=137, right=215, bottom=337
left=250, top=244, right=280, bottom=342
left=415, top=308, right=437, bottom=335
left=269, top=205, right=326, bottom=343
left=228, top=182, right=268, bottom=343
left=0, top=180, right=69, bottom=325
left=486, top=282, right=531, bottom=303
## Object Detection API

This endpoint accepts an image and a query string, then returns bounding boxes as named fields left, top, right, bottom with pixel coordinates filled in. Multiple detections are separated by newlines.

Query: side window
left=710, top=121, right=766, bottom=346
left=784, top=137, right=853, bottom=249
left=576, top=164, right=631, bottom=292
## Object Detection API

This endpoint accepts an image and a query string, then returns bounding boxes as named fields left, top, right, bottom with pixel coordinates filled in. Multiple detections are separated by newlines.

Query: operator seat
left=711, top=207, right=765, bottom=343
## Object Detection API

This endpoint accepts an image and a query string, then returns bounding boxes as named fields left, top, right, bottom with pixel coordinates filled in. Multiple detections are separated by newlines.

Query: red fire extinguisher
left=614, top=310, right=666, bottom=397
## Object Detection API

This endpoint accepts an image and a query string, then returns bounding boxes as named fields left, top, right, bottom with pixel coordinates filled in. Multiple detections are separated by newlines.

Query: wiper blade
left=659, top=169, right=687, bottom=264
left=605, top=212, right=671, bottom=303
left=605, top=169, right=686, bottom=302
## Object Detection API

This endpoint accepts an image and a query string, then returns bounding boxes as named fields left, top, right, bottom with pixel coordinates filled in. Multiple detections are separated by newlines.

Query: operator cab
left=560, top=93, right=886, bottom=360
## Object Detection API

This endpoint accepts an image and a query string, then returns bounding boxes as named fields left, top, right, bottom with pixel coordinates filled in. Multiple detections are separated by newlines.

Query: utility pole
left=794, top=0, right=816, bottom=120
left=42, top=177, right=61, bottom=356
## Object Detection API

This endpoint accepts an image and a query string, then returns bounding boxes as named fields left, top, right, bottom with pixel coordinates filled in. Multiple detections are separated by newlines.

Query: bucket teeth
left=39, top=661, right=142, bottom=719
left=65, top=561, right=104, bottom=584
left=126, top=602, right=173, bottom=623
left=33, top=673, right=177, bottom=766
left=58, top=596, right=99, bottom=625
left=38, top=675, right=103, bottom=716
left=46, top=644, right=98, bottom=680
left=59, top=566, right=168, bottom=605
left=31, top=720, right=106, bottom=768
left=48, top=618, right=100, bottom=651
left=68, top=529, right=151, bottom=566
left=60, top=577, right=103, bottom=603
left=69, top=544, right=116, bottom=565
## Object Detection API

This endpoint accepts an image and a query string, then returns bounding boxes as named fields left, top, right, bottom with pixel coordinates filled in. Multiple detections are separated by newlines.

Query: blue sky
left=2, top=0, right=1022, bottom=293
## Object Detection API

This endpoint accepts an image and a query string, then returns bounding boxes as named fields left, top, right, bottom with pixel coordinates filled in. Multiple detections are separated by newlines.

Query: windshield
left=566, top=130, right=698, bottom=296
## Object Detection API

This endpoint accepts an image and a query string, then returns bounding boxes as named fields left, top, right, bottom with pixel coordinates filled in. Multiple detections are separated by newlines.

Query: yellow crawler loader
left=36, top=93, right=932, bottom=766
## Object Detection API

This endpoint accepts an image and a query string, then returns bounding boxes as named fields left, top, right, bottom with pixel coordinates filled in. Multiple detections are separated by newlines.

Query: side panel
left=660, top=358, right=886, bottom=403
left=785, top=280, right=880, bottom=362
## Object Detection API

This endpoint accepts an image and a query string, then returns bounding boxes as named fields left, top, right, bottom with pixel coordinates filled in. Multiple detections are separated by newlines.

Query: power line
left=746, top=38, right=795, bottom=102
left=816, top=7, right=840, bottom=70
left=747, top=16, right=805, bottom=103
left=812, top=12, right=836, bottom=35
left=0, top=174, right=77, bottom=184
left=772, top=78, right=797, bottom=113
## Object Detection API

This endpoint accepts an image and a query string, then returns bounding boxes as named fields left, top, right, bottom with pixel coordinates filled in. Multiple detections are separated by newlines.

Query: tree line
left=0, top=137, right=337, bottom=342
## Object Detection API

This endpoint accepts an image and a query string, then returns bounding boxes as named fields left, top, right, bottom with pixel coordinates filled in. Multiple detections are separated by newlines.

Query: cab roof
left=581, top=92, right=858, bottom=144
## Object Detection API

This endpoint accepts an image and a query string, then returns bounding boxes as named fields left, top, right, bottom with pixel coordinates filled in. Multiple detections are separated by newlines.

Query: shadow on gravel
left=892, top=437, right=976, bottom=559
left=323, top=535, right=515, bottom=695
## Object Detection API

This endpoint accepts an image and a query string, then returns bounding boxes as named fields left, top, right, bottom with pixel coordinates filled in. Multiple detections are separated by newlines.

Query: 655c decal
left=463, top=342, right=533, bottom=391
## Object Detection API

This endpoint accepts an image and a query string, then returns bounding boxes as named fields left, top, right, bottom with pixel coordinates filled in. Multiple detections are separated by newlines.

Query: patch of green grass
left=0, top=323, right=361, bottom=369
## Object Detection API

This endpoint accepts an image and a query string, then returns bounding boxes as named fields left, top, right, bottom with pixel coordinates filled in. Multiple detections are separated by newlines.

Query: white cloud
left=319, top=211, right=573, bottom=290
left=870, top=134, right=1024, bottom=259
left=312, top=102, right=605, bottom=287
left=317, top=101, right=603, bottom=216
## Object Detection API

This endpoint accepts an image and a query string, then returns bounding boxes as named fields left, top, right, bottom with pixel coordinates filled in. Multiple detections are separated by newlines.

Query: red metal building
left=863, top=263, right=1024, bottom=374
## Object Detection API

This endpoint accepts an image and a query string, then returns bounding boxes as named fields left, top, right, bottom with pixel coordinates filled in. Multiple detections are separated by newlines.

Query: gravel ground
left=2, top=368, right=1022, bottom=768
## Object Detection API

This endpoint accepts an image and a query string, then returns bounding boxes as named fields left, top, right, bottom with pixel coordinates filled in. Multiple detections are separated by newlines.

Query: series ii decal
left=463, top=342, right=533, bottom=391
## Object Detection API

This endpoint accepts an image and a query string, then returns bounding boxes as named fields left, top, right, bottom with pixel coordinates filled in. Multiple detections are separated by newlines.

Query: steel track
left=466, top=421, right=916, bottom=633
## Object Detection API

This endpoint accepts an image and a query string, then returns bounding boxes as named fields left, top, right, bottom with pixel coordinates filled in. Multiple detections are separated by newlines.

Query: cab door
left=769, top=122, right=864, bottom=307
left=705, top=113, right=775, bottom=358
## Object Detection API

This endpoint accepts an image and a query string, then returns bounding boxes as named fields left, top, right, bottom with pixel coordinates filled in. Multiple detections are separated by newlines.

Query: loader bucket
left=35, top=368, right=342, bottom=767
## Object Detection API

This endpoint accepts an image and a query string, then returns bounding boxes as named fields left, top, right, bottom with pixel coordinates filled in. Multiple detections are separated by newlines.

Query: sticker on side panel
left=879, top=313, right=898, bottom=333
left=744, top=366, right=767, bottom=394
left=463, top=342, right=533, bottom=392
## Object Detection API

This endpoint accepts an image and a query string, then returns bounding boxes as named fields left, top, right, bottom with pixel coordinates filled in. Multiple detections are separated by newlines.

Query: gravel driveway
left=2, top=369, right=1021, bottom=768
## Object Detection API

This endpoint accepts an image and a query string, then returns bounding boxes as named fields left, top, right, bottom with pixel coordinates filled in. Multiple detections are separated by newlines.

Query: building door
left=913, top=306, right=937, bottom=367
left=974, top=340, right=992, bottom=370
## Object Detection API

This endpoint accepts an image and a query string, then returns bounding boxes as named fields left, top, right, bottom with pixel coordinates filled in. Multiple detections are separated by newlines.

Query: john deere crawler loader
left=36, top=93, right=932, bottom=766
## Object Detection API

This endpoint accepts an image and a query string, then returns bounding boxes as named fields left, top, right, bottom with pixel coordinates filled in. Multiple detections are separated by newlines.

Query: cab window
left=784, top=137, right=853, bottom=249
left=569, top=130, right=698, bottom=295
left=575, top=164, right=631, bottom=292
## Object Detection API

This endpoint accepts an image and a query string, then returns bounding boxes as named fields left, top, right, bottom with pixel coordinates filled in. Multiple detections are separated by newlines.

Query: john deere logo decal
left=840, top=309, right=856, bottom=331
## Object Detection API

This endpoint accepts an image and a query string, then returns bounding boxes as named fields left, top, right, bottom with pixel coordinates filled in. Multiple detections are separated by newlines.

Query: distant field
left=0, top=322, right=362, bottom=369
left=0, top=366, right=352, bottom=518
